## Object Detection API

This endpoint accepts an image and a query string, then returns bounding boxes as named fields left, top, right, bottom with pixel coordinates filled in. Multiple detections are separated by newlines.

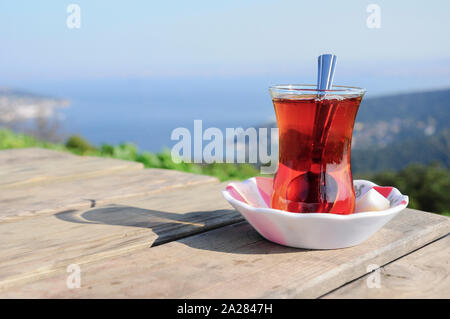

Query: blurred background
left=0, top=0, right=448, bottom=214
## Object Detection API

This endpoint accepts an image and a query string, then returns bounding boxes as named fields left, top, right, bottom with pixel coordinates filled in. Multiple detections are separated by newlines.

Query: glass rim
left=269, top=84, right=366, bottom=96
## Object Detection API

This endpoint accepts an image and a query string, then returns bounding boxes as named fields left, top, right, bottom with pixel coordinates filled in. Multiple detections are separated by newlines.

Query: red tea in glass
left=269, top=85, right=365, bottom=214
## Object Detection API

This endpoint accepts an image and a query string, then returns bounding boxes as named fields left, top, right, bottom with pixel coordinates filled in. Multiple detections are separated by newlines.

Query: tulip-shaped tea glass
left=269, top=85, right=366, bottom=214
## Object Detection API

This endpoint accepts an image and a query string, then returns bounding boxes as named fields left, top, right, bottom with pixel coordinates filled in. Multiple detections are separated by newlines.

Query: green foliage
left=2, top=128, right=448, bottom=215
left=99, top=143, right=138, bottom=161
left=65, top=135, right=96, bottom=154
left=0, top=128, right=259, bottom=182
left=356, top=163, right=450, bottom=215
left=134, top=149, right=258, bottom=181
left=0, top=129, right=65, bottom=151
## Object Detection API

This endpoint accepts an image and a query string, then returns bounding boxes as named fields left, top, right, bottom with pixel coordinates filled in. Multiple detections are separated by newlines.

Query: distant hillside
left=0, top=88, right=69, bottom=123
left=257, top=88, right=450, bottom=173
left=356, top=88, right=450, bottom=127
left=353, top=88, right=450, bottom=149
left=352, top=129, right=449, bottom=173
left=351, top=88, right=450, bottom=172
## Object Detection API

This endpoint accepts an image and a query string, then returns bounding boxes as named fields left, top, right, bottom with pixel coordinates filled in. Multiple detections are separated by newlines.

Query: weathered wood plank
left=0, top=148, right=143, bottom=188
left=0, top=167, right=218, bottom=222
left=323, top=235, right=450, bottom=299
left=1, top=209, right=448, bottom=298
left=0, top=182, right=240, bottom=290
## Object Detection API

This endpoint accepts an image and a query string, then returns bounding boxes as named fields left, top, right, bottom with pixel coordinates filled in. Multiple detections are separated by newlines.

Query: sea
left=8, top=74, right=450, bottom=152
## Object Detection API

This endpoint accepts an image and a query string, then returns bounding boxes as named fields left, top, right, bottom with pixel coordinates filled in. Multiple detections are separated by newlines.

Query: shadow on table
left=55, top=204, right=302, bottom=255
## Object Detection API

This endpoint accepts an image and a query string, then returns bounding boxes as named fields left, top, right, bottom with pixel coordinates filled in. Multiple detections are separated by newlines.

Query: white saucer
left=222, top=177, right=409, bottom=249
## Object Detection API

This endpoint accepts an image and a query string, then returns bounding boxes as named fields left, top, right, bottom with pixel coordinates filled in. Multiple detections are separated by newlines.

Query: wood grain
left=1, top=148, right=448, bottom=298
left=0, top=166, right=218, bottom=222
left=323, top=235, right=450, bottom=299
left=0, top=182, right=240, bottom=290
left=0, top=148, right=143, bottom=188
left=1, top=209, right=448, bottom=298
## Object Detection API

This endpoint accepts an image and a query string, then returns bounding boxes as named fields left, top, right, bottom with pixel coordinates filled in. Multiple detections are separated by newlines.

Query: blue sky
left=1, top=0, right=449, bottom=82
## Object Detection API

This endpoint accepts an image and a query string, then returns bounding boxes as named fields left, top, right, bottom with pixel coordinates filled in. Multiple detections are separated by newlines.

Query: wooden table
left=0, top=148, right=448, bottom=298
